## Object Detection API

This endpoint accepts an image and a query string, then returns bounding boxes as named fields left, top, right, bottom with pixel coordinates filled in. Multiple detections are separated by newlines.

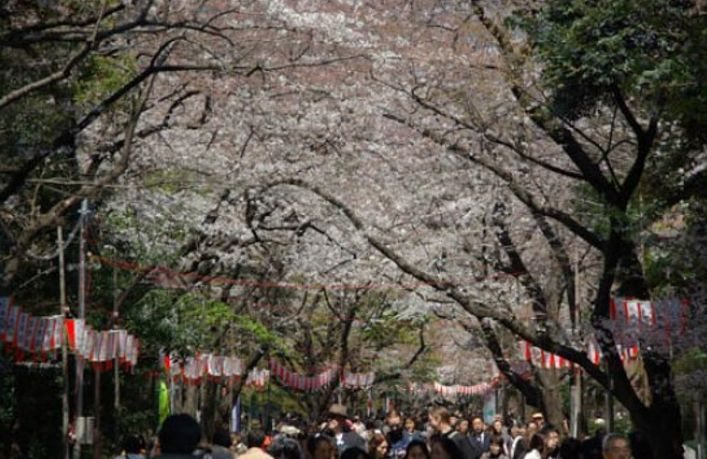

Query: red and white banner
left=520, top=338, right=638, bottom=369
left=407, top=381, right=495, bottom=398
left=610, top=296, right=690, bottom=339
left=518, top=341, right=575, bottom=369
left=269, top=360, right=337, bottom=392
left=341, top=370, right=375, bottom=389
left=164, top=353, right=268, bottom=386
left=245, top=368, right=269, bottom=388
left=0, top=298, right=139, bottom=369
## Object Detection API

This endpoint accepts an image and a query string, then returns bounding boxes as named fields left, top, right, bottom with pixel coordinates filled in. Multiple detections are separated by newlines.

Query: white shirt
left=523, top=450, right=541, bottom=459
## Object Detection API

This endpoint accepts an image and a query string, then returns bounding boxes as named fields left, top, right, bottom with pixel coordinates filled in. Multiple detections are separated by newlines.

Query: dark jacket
left=468, top=431, right=490, bottom=459
left=335, top=431, right=366, bottom=456
left=443, top=430, right=477, bottom=459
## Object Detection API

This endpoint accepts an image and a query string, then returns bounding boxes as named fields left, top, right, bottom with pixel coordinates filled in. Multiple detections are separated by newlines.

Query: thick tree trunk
left=536, top=371, right=565, bottom=433
left=631, top=401, right=684, bottom=458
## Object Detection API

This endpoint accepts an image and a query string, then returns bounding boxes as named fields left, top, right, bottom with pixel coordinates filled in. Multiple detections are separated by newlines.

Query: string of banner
left=519, top=296, right=689, bottom=369
left=2, top=295, right=688, bottom=392
left=0, top=298, right=138, bottom=369
left=162, top=354, right=376, bottom=391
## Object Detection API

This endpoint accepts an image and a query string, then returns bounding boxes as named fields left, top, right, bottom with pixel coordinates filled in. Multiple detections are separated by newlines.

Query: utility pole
left=58, top=227, right=70, bottom=459
left=73, top=199, right=88, bottom=459
left=112, top=262, right=120, bottom=412
left=570, top=248, right=583, bottom=438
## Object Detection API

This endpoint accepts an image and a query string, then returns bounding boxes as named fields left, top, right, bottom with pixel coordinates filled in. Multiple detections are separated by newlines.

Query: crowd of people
left=115, top=403, right=640, bottom=459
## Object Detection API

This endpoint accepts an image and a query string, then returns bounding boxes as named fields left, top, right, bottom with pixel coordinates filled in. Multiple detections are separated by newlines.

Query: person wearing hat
left=326, top=403, right=366, bottom=456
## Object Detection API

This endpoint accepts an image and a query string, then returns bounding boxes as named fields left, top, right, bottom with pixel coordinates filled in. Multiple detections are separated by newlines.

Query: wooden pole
left=58, top=227, right=70, bottom=459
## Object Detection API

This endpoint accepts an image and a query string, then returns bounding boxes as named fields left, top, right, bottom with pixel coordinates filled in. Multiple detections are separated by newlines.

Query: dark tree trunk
left=630, top=399, right=684, bottom=458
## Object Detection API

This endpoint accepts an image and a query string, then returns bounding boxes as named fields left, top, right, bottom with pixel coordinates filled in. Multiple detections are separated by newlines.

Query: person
left=558, top=437, right=581, bottom=459
left=529, top=414, right=544, bottom=430
left=468, top=416, right=490, bottom=458
left=508, top=422, right=527, bottom=459
left=489, top=419, right=511, bottom=456
left=369, top=432, right=389, bottom=459
left=581, top=420, right=606, bottom=459
left=308, top=434, right=336, bottom=459
left=239, top=430, right=275, bottom=459
left=522, top=425, right=559, bottom=459
left=342, top=447, right=370, bottom=459
left=326, top=404, right=366, bottom=456
left=601, top=433, right=631, bottom=459
left=269, top=436, right=303, bottom=459
left=430, top=434, right=465, bottom=459
left=457, top=420, right=470, bottom=436
left=428, top=407, right=475, bottom=459
left=386, top=411, right=412, bottom=459
left=404, top=440, right=430, bottom=459
left=480, top=435, right=509, bottom=459
left=212, top=428, right=234, bottom=459
left=404, top=418, right=418, bottom=437
left=115, top=435, right=145, bottom=459
left=154, top=414, right=201, bottom=458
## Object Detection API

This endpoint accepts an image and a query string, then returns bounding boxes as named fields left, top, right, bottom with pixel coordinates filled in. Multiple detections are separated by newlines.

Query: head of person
left=341, top=446, right=370, bottom=459
left=602, top=433, right=631, bottom=459
left=526, top=421, right=539, bottom=439
left=510, top=420, right=525, bottom=439
left=122, top=435, right=143, bottom=454
left=449, top=415, right=459, bottom=429
left=456, top=419, right=469, bottom=435
left=429, top=434, right=463, bottom=459
left=404, top=440, right=430, bottom=459
left=404, top=417, right=416, bottom=433
left=470, top=416, right=485, bottom=435
left=386, top=411, right=404, bottom=440
left=491, top=419, right=504, bottom=435
left=428, top=407, right=451, bottom=432
left=530, top=413, right=545, bottom=428
left=488, top=435, right=505, bottom=456
left=327, top=404, right=349, bottom=432
left=246, top=430, right=267, bottom=449
left=369, top=432, right=389, bottom=459
left=213, top=428, right=232, bottom=448
left=529, top=425, right=560, bottom=457
left=308, top=434, right=335, bottom=459
left=158, top=414, right=201, bottom=454
left=269, top=436, right=302, bottom=459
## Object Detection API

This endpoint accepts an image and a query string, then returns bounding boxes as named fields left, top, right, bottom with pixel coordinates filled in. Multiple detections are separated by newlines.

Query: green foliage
left=673, top=348, right=707, bottom=376
left=124, top=290, right=232, bottom=354
left=514, top=0, right=707, bottom=137
left=74, top=53, right=138, bottom=109
left=232, top=314, right=284, bottom=350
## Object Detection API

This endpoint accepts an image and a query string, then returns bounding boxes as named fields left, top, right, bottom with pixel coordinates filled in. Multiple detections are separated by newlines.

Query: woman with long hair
left=481, top=435, right=510, bottom=459
left=522, top=426, right=560, bottom=459
left=368, top=432, right=389, bottom=459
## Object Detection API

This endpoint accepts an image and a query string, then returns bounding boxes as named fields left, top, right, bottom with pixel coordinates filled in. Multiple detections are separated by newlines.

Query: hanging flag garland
left=341, top=370, right=375, bottom=389
left=269, top=360, right=339, bottom=391
left=161, top=353, right=270, bottom=389
left=406, top=380, right=495, bottom=399
left=0, top=297, right=139, bottom=370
